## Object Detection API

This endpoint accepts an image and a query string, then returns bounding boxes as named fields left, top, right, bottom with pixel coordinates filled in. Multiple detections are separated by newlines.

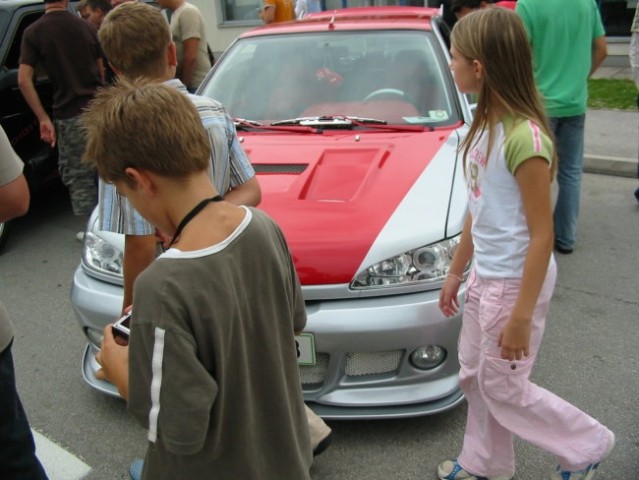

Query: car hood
left=240, top=128, right=465, bottom=286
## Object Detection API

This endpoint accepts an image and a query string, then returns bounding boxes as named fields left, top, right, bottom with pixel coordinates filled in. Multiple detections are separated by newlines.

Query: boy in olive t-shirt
left=86, top=81, right=311, bottom=480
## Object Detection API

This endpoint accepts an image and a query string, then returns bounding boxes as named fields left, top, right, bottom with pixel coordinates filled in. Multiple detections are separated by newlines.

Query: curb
left=583, top=154, right=637, bottom=178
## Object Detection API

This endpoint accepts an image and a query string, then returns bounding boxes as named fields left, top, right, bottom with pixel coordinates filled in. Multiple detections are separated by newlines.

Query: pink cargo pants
left=456, top=262, right=612, bottom=478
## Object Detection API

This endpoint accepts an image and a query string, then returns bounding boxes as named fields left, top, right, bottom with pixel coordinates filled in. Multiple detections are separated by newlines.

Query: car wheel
left=0, top=221, right=11, bottom=253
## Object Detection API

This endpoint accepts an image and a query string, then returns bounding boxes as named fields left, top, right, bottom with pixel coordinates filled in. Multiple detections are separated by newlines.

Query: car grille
left=300, top=353, right=329, bottom=386
left=299, top=350, right=403, bottom=387
left=345, top=350, right=403, bottom=376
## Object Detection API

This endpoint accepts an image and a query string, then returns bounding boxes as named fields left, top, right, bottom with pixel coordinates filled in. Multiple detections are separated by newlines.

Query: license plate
left=295, top=333, right=316, bottom=366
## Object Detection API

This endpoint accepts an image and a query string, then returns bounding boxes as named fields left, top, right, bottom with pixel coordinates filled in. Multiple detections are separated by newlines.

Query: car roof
left=242, top=6, right=438, bottom=38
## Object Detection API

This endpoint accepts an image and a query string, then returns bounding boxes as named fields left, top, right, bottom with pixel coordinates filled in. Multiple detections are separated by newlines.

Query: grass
left=588, top=78, right=638, bottom=110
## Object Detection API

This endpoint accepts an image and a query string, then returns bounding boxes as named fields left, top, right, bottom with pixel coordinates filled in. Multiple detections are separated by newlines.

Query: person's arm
left=224, top=113, right=262, bottom=206
left=122, top=234, right=157, bottom=312
left=97, top=56, right=105, bottom=85
left=261, top=4, right=276, bottom=23
left=499, top=157, right=553, bottom=361
left=590, top=35, right=607, bottom=77
left=0, top=175, right=29, bottom=222
left=180, top=37, right=199, bottom=88
left=439, top=213, right=474, bottom=318
left=295, top=0, right=307, bottom=19
left=17, top=64, right=55, bottom=147
left=224, top=177, right=261, bottom=206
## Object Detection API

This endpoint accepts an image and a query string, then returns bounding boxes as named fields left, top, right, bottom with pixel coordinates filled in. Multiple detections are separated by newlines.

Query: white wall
left=189, top=0, right=259, bottom=55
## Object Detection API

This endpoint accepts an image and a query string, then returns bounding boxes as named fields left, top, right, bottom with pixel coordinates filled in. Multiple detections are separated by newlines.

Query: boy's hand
left=95, top=324, right=130, bottom=399
left=121, top=304, right=133, bottom=319
left=498, top=316, right=531, bottom=361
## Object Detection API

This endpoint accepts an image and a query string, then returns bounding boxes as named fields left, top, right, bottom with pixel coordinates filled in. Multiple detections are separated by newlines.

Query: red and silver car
left=71, top=6, right=472, bottom=419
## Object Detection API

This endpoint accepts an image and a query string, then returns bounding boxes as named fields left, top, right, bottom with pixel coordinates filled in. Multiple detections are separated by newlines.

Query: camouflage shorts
left=56, top=116, right=98, bottom=216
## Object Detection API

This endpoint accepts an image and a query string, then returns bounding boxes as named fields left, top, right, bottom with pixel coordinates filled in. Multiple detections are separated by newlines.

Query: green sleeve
left=504, top=120, right=553, bottom=174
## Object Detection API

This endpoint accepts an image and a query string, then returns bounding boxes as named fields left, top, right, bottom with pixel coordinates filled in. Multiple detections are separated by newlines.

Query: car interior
left=202, top=30, right=457, bottom=126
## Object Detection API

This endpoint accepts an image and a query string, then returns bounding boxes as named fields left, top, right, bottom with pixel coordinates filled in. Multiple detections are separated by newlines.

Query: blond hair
left=99, top=2, right=171, bottom=79
left=82, top=80, right=210, bottom=184
left=451, top=8, right=556, bottom=178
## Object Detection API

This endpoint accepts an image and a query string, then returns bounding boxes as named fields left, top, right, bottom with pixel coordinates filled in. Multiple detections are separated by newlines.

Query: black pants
left=0, top=340, right=48, bottom=479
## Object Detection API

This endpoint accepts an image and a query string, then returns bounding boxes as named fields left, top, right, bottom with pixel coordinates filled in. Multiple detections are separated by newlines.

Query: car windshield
left=199, top=29, right=460, bottom=127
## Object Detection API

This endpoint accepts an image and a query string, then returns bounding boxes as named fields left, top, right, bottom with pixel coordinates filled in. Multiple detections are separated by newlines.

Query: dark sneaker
left=554, top=242, right=573, bottom=254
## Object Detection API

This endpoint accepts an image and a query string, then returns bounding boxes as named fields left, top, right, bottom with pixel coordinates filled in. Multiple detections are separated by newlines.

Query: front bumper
left=72, top=265, right=465, bottom=419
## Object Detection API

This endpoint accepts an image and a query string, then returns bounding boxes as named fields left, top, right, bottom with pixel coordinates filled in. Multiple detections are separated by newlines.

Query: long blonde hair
left=451, top=8, right=556, bottom=178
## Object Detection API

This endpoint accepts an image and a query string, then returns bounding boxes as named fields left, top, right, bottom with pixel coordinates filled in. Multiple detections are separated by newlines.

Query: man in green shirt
left=517, top=0, right=607, bottom=254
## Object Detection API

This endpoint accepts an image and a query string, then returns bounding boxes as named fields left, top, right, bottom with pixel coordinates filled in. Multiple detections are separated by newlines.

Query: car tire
left=0, top=221, right=11, bottom=253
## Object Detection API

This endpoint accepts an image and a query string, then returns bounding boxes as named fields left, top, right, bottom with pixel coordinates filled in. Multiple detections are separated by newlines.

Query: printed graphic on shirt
left=467, top=143, right=487, bottom=200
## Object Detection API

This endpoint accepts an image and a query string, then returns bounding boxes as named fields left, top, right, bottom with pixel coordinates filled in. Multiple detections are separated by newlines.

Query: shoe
left=549, top=429, right=615, bottom=480
left=437, top=458, right=512, bottom=480
left=129, top=459, right=144, bottom=480
left=305, top=404, right=333, bottom=456
left=634, top=186, right=639, bottom=203
left=313, top=430, right=333, bottom=456
left=554, top=242, right=573, bottom=254
left=76, top=231, right=85, bottom=242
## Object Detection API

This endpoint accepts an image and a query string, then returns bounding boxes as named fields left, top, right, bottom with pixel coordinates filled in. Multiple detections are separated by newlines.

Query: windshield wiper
left=233, top=117, right=321, bottom=134
left=234, top=118, right=264, bottom=128
left=271, top=115, right=386, bottom=126
left=271, top=115, right=433, bottom=132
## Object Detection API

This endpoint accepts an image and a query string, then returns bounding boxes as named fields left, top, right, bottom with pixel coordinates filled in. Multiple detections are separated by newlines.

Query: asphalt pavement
left=585, top=65, right=638, bottom=178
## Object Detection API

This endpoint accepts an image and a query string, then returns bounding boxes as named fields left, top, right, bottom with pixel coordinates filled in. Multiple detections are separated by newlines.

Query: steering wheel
left=363, top=88, right=408, bottom=102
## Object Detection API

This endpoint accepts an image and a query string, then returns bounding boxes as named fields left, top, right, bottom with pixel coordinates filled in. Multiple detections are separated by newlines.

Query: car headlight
left=351, top=236, right=466, bottom=289
left=82, top=231, right=123, bottom=277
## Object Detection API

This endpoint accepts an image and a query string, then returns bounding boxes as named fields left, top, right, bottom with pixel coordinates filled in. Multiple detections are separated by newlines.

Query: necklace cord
left=168, top=195, right=223, bottom=247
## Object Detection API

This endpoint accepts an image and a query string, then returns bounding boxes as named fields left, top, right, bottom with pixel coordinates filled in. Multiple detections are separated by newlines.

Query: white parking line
left=32, top=429, right=92, bottom=480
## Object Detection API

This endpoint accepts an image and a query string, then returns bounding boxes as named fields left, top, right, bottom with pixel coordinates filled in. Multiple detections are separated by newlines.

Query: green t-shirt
left=517, top=0, right=605, bottom=117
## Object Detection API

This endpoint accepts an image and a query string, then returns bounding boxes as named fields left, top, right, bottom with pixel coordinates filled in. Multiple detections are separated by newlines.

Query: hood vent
left=253, top=164, right=308, bottom=174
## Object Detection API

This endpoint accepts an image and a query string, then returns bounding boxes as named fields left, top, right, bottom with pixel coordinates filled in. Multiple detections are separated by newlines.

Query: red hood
left=241, top=129, right=455, bottom=285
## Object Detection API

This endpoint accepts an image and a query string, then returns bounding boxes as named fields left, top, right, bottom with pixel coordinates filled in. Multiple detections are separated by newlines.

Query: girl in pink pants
left=438, top=8, right=614, bottom=480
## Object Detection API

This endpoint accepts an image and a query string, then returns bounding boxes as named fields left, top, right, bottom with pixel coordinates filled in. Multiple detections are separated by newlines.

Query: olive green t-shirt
left=128, top=207, right=311, bottom=480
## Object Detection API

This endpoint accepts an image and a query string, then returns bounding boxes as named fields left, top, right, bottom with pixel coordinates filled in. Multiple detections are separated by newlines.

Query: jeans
left=456, top=265, right=612, bottom=477
left=550, top=115, right=585, bottom=250
left=0, top=340, right=48, bottom=479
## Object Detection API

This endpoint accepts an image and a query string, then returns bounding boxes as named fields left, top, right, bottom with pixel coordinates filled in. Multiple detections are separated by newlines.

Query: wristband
left=447, top=273, right=464, bottom=282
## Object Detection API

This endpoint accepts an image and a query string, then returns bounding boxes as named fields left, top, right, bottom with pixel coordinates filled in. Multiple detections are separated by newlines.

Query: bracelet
left=447, top=273, right=464, bottom=282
